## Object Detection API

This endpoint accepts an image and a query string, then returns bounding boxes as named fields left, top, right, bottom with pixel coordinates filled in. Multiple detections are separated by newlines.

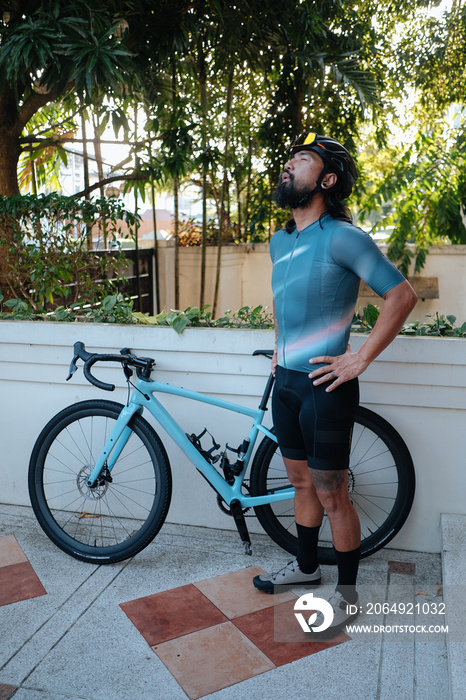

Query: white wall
left=1, top=320, right=465, bottom=556
left=155, top=242, right=466, bottom=324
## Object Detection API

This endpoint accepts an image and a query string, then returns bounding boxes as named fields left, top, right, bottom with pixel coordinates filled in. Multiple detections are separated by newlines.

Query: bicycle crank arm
left=229, top=499, right=252, bottom=555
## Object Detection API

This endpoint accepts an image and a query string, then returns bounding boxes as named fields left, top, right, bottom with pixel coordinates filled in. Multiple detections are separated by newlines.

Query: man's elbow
left=384, top=280, right=418, bottom=314
left=404, top=284, right=418, bottom=313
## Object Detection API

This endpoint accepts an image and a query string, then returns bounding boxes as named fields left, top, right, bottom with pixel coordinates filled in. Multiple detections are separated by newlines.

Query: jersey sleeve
left=330, top=224, right=406, bottom=297
left=269, top=229, right=280, bottom=262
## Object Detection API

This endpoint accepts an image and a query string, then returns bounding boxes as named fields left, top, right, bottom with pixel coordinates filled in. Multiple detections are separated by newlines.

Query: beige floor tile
left=0, top=535, right=28, bottom=568
left=152, top=621, right=275, bottom=699
left=194, top=566, right=296, bottom=618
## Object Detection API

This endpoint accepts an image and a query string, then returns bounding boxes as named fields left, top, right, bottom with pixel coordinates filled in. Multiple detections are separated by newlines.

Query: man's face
left=274, top=149, right=325, bottom=209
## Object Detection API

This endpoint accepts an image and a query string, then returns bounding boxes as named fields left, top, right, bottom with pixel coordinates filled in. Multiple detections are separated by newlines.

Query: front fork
left=86, top=404, right=141, bottom=488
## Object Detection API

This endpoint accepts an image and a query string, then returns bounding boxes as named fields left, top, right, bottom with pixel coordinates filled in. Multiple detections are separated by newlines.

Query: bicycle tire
left=250, top=406, right=415, bottom=564
left=28, top=400, right=172, bottom=564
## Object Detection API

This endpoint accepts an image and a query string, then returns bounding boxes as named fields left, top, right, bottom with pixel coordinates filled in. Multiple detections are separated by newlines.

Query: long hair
left=323, top=188, right=353, bottom=223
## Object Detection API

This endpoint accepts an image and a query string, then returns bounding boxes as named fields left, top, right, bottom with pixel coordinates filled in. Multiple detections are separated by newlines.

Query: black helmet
left=289, top=132, right=358, bottom=199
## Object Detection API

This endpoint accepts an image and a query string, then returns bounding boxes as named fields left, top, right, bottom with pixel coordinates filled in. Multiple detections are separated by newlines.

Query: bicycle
left=28, top=341, right=415, bottom=565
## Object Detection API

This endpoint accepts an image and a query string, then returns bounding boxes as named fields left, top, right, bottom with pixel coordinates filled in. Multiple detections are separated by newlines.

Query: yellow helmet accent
left=303, top=132, right=316, bottom=145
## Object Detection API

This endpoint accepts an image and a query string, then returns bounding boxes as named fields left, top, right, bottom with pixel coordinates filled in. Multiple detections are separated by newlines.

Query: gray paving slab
left=441, top=512, right=466, bottom=700
left=0, top=504, right=451, bottom=700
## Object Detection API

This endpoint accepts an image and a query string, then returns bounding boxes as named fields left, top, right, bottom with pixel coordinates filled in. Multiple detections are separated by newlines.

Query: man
left=253, top=132, right=417, bottom=633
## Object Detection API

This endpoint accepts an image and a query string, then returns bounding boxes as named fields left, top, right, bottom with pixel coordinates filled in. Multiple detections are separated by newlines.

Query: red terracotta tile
left=0, top=685, right=19, bottom=700
left=0, top=535, right=28, bottom=568
left=152, top=621, right=275, bottom=700
left=233, top=599, right=350, bottom=666
left=194, top=566, right=296, bottom=618
left=0, top=561, right=46, bottom=607
left=389, top=561, right=416, bottom=575
left=120, top=583, right=228, bottom=646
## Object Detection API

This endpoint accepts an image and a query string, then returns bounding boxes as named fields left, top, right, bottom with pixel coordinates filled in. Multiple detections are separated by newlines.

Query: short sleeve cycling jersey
left=270, top=215, right=406, bottom=373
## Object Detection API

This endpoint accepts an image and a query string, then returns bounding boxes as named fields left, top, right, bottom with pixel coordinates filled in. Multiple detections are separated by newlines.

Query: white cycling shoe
left=253, top=559, right=321, bottom=594
left=311, top=589, right=360, bottom=636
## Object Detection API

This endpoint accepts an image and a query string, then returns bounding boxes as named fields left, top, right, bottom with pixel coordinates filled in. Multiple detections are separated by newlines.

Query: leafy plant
left=0, top=292, right=136, bottom=324
left=0, top=193, right=138, bottom=311
left=400, top=314, right=466, bottom=338
left=2, top=288, right=466, bottom=340
left=176, top=217, right=237, bottom=247
left=215, top=305, right=275, bottom=329
left=133, top=304, right=274, bottom=333
left=352, top=304, right=466, bottom=337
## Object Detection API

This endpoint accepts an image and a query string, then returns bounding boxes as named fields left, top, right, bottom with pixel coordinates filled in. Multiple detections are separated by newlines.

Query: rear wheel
left=250, top=406, right=415, bottom=564
left=28, top=400, right=172, bottom=564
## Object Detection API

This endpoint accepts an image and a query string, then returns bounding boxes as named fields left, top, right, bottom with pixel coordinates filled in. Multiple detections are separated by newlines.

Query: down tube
left=133, top=385, right=295, bottom=508
left=135, top=389, right=253, bottom=502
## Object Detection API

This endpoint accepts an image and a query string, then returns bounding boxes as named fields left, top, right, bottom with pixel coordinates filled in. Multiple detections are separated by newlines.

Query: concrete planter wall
left=0, top=320, right=464, bottom=555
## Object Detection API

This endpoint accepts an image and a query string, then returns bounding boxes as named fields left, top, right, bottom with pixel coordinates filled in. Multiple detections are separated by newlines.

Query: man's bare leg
left=283, top=457, right=324, bottom=526
left=309, top=468, right=360, bottom=551
left=310, top=467, right=360, bottom=604
left=282, top=458, right=323, bottom=574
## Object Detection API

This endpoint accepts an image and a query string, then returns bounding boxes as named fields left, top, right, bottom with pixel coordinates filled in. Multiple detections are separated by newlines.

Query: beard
left=273, top=173, right=317, bottom=209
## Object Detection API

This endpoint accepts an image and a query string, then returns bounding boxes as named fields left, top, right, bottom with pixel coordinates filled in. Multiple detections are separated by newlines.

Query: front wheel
left=28, top=400, right=172, bottom=564
left=250, top=406, right=415, bottom=564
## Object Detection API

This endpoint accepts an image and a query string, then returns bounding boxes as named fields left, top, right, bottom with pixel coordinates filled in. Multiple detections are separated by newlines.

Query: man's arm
left=309, top=280, right=418, bottom=392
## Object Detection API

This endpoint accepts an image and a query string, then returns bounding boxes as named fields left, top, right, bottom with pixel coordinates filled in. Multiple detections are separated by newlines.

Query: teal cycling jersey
left=270, top=215, right=405, bottom=373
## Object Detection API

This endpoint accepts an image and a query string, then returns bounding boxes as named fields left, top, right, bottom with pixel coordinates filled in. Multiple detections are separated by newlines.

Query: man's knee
left=284, top=458, right=312, bottom=488
left=310, top=469, right=349, bottom=511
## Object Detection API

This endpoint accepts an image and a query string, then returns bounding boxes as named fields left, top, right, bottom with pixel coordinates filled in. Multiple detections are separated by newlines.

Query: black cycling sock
left=335, top=546, right=360, bottom=604
left=296, top=523, right=320, bottom=574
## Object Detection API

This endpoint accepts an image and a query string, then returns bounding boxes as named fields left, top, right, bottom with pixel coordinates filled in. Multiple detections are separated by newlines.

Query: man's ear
left=322, top=172, right=337, bottom=189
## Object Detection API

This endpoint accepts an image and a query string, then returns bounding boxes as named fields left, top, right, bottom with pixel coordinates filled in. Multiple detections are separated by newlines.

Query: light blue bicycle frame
left=86, top=376, right=295, bottom=509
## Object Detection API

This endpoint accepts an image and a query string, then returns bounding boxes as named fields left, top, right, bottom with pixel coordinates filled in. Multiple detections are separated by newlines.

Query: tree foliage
left=2, top=0, right=466, bottom=304
left=356, top=1, right=466, bottom=272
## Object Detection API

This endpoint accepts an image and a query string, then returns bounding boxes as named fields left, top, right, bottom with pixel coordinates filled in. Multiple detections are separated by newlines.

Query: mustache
left=279, top=171, right=293, bottom=185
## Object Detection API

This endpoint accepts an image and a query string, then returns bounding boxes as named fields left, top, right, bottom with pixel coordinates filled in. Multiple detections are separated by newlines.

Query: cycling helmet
left=289, top=132, right=358, bottom=199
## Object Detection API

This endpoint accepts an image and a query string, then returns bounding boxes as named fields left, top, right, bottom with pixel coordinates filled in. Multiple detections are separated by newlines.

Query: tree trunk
left=0, top=105, right=21, bottom=196
left=212, top=66, right=234, bottom=318
left=174, top=175, right=180, bottom=309
left=236, top=177, right=242, bottom=240
left=198, top=36, right=208, bottom=309
left=93, top=113, right=107, bottom=246
left=245, top=134, right=253, bottom=232
left=148, top=126, right=160, bottom=314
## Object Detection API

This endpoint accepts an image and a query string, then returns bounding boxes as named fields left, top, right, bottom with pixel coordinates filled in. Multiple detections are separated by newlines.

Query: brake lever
left=66, top=354, right=79, bottom=381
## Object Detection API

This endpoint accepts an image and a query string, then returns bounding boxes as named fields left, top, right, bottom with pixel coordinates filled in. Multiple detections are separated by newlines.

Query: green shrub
left=0, top=193, right=138, bottom=312
left=1, top=292, right=465, bottom=339
left=352, top=303, right=466, bottom=337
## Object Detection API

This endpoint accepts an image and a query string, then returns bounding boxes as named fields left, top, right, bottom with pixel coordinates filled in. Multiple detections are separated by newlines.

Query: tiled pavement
left=0, top=504, right=450, bottom=700
left=120, top=567, right=349, bottom=699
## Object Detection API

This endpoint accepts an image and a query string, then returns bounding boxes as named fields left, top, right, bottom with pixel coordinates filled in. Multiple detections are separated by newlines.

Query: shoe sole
left=253, top=575, right=322, bottom=594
